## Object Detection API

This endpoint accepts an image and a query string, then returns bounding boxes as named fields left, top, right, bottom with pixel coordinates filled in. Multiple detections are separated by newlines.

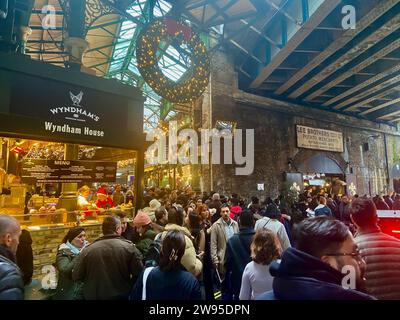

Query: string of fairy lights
left=136, top=18, right=210, bottom=104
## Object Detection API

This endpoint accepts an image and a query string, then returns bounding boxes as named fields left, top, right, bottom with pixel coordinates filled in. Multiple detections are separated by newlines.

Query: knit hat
left=149, top=199, right=161, bottom=211
left=133, top=210, right=152, bottom=227
left=64, top=227, right=84, bottom=243
left=97, top=187, right=107, bottom=197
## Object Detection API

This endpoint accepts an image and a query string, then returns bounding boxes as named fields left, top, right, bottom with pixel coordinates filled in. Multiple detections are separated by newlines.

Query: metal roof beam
left=323, top=63, right=400, bottom=109
left=335, top=72, right=400, bottom=110
left=250, top=0, right=340, bottom=88
left=371, top=102, right=400, bottom=119
left=304, top=11, right=400, bottom=101
left=281, top=0, right=400, bottom=98
left=360, top=97, right=400, bottom=116
left=342, top=82, right=400, bottom=112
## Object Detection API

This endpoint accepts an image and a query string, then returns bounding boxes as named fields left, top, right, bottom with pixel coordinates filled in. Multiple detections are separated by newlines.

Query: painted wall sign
left=296, top=125, right=344, bottom=153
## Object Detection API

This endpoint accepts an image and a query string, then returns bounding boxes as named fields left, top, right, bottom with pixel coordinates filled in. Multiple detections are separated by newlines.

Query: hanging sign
left=296, top=125, right=344, bottom=153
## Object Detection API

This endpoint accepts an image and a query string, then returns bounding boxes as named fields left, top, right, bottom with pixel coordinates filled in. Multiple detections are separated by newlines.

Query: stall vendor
left=77, top=185, right=97, bottom=218
left=95, top=188, right=114, bottom=209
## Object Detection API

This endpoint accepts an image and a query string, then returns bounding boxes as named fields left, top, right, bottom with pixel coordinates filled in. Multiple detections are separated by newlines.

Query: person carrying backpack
left=130, top=230, right=202, bottom=300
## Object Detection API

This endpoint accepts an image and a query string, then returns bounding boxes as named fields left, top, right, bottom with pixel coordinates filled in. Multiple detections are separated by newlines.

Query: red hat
left=133, top=210, right=152, bottom=228
left=97, top=187, right=107, bottom=197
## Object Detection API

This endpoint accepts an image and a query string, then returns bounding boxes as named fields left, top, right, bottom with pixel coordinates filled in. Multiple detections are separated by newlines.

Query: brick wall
left=201, top=50, right=400, bottom=199
left=30, top=224, right=102, bottom=279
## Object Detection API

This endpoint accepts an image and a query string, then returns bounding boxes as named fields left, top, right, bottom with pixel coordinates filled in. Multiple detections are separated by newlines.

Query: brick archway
left=292, top=149, right=346, bottom=174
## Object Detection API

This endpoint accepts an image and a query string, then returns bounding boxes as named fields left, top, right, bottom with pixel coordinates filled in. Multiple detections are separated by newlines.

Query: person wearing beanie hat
left=142, top=199, right=162, bottom=222
left=132, top=211, right=157, bottom=257
left=53, top=227, right=87, bottom=300
left=95, top=187, right=114, bottom=209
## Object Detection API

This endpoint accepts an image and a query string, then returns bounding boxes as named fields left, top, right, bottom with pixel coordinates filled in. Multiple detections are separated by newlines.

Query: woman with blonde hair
left=239, top=229, right=282, bottom=300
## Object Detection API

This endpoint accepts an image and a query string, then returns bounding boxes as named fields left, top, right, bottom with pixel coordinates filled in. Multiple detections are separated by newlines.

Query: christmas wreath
left=136, top=18, right=210, bottom=103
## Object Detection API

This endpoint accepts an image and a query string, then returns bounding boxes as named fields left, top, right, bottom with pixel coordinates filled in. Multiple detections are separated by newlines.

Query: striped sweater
left=355, top=228, right=400, bottom=300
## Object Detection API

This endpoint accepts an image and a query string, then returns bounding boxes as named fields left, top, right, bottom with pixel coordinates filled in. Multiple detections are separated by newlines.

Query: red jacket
left=96, top=197, right=114, bottom=209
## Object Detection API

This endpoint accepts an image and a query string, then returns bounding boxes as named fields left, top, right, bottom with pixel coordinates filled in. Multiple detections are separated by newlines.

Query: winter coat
left=135, top=229, right=157, bottom=257
left=255, top=217, right=291, bottom=251
left=53, top=244, right=83, bottom=300
left=314, top=204, right=332, bottom=217
left=268, top=247, right=375, bottom=300
left=208, top=200, right=222, bottom=223
left=224, top=228, right=255, bottom=299
left=210, top=217, right=239, bottom=275
left=355, top=227, right=400, bottom=300
left=72, top=234, right=143, bottom=300
left=130, top=266, right=202, bottom=300
left=160, top=224, right=203, bottom=277
left=15, top=229, right=33, bottom=285
left=0, top=245, right=24, bottom=300
left=229, top=205, right=242, bottom=220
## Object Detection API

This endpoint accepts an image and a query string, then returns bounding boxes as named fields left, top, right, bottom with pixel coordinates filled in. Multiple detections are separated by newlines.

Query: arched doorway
left=293, top=151, right=346, bottom=196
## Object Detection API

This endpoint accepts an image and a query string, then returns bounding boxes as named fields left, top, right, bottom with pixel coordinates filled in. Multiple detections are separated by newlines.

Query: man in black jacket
left=224, top=210, right=255, bottom=300
left=0, top=215, right=24, bottom=300
left=258, top=216, right=374, bottom=300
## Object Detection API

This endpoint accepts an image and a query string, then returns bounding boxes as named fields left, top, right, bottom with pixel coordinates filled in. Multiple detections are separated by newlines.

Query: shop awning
left=297, top=155, right=343, bottom=174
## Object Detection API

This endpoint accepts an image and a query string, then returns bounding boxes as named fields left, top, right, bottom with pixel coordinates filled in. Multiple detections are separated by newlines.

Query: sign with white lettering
left=296, top=125, right=344, bottom=153
left=20, top=159, right=117, bottom=183
left=0, top=59, right=144, bottom=150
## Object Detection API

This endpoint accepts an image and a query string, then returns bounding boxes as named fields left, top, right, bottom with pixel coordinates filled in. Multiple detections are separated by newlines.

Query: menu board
left=20, top=159, right=117, bottom=183
left=296, top=125, right=344, bottom=153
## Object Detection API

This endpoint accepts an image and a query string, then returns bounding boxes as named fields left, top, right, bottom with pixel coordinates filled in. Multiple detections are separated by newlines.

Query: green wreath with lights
left=136, top=18, right=210, bottom=104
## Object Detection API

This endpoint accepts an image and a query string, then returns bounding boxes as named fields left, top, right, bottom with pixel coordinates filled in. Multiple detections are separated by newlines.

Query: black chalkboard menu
left=20, top=159, right=117, bottom=183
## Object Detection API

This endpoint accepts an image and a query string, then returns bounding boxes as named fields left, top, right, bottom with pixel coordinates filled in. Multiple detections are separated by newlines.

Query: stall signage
left=296, top=125, right=343, bottom=153
left=20, top=159, right=117, bottom=183
left=1, top=66, right=143, bottom=149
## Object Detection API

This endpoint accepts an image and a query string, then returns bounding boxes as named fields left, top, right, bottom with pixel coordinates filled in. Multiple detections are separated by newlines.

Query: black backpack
left=143, top=233, right=162, bottom=267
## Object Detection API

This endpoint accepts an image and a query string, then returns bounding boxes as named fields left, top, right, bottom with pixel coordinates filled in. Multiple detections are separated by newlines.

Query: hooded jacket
left=0, top=245, right=24, bottom=300
left=53, top=243, right=83, bottom=300
left=160, top=224, right=203, bottom=277
left=269, top=247, right=375, bottom=300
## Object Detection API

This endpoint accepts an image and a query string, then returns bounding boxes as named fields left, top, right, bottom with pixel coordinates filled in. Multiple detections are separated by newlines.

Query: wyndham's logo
left=49, top=91, right=100, bottom=122
left=70, top=91, right=83, bottom=107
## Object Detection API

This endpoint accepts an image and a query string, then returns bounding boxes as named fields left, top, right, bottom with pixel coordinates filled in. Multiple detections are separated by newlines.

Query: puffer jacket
left=53, top=244, right=83, bottom=300
left=269, top=247, right=375, bottom=300
left=160, top=224, right=203, bottom=277
left=355, top=227, right=400, bottom=300
left=0, top=245, right=24, bottom=300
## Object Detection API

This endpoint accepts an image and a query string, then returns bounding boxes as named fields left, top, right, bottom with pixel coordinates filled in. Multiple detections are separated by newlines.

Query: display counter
left=0, top=206, right=135, bottom=229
